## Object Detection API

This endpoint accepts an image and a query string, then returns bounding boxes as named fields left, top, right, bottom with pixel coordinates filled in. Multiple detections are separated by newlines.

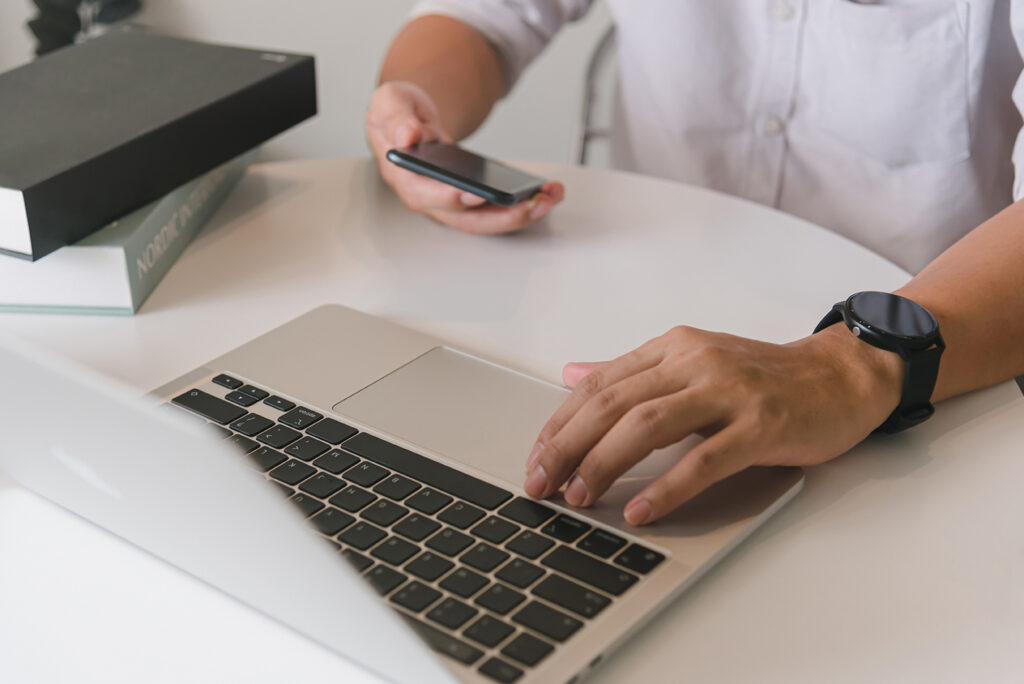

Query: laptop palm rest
left=334, top=346, right=568, bottom=489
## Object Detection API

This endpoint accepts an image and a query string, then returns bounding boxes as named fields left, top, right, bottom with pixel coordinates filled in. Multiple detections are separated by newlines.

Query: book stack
left=0, top=26, right=317, bottom=314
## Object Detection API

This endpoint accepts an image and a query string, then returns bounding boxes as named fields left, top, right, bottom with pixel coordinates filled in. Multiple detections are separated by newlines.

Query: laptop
left=0, top=304, right=803, bottom=683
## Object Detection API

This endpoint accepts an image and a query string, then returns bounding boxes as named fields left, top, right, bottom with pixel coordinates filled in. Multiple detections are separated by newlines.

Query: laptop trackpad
left=333, top=347, right=569, bottom=487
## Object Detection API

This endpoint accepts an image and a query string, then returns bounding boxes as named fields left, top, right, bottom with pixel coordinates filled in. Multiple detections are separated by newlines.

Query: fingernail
left=460, top=192, right=485, bottom=207
left=524, top=464, right=548, bottom=498
left=565, top=475, right=590, bottom=507
left=528, top=198, right=550, bottom=221
left=624, top=498, right=653, bottom=526
left=527, top=442, right=544, bottom=471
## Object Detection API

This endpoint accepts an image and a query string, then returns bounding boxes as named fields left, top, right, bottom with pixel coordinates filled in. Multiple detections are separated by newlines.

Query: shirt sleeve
left=409, top=0, right=594, bottom=91
left=1011, top=2, right=1024, bottom=201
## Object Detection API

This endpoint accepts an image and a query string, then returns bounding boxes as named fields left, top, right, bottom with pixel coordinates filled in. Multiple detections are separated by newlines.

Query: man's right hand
left=366, top=81, right=564, bottom=235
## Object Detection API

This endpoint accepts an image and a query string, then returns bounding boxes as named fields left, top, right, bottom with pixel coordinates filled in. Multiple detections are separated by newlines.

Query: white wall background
left=0, top=1, right=612, bottom=164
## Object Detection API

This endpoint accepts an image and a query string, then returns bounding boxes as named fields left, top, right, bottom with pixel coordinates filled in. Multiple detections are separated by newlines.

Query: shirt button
left=771, top=0, right=796, bottom=21
left=762, top=115, right=784, bottom=136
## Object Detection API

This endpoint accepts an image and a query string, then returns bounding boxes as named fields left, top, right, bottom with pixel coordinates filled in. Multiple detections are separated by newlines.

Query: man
left=365, top=1, right=1024, bottom=526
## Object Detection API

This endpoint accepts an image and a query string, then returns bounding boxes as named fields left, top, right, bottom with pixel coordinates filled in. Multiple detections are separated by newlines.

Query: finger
left=566, top=387, right=726, bottom=507
left=535, top=365, right=695, bottom=502
left=622, top=424, right=751, bottom=525
left=528, top=340, right=668, bottom=473
left=563, top=361, right=604, bottom=388
left=429, top=187, right=562, bottom=235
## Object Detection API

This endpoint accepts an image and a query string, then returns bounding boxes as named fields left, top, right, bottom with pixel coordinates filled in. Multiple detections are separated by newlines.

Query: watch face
left=848, top=291, right=938, bottom=340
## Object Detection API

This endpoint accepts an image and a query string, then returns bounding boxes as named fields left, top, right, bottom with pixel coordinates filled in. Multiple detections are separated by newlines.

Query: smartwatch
left=814, top=291, right=944, bottom=433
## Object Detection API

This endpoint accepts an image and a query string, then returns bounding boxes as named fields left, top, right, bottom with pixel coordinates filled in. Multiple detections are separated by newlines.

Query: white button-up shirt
left=411, top=0, right=1024, bottom=273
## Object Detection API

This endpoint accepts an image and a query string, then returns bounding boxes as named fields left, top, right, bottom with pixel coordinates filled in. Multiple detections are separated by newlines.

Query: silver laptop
left=0, top=304, right=803, bottom=684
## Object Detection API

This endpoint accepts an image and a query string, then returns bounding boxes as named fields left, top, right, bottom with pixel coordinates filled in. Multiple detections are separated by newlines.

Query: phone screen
left=387, top=142, right=544, bottom=206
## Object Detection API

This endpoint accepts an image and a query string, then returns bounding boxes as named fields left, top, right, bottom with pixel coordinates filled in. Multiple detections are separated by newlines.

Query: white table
left=1, top=160, right=1021, bottom=683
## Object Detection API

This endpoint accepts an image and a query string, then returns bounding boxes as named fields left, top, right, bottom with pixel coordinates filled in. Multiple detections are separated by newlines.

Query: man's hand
left=524, top=325, right=904, bottom=525
left=366, top=81, right=564, bottom=234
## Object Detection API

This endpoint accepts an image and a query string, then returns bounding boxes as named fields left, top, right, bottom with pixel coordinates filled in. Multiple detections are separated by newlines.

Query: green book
left=0, top=149, right=256, bottom=315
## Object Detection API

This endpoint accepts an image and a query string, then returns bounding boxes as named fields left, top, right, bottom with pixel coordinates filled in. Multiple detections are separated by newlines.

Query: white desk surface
left=1, top=159, right=1021, bottom=683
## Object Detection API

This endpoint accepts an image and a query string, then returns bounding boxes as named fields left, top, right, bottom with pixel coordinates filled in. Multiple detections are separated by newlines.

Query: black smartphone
left=386, top=142, right=545, bottom=206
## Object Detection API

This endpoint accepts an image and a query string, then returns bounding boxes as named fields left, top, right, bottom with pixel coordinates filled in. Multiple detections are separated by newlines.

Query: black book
left=0, top=26, right=316, bottom=261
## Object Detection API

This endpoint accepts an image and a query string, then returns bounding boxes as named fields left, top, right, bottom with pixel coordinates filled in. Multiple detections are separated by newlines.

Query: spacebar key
left=172, top=389, right=247, bottom=425
left=341, top=432, right=512, bottom=510
left=401, top=614, right=483, bottom=665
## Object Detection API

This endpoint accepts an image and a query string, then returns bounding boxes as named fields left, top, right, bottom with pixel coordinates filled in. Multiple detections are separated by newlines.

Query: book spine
left=21, top=56, right=315, bottom=261
left=120, top=149, right=256, bottom=312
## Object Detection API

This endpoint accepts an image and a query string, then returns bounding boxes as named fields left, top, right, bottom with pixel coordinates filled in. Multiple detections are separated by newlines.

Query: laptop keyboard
left=168, top=373, right=666, bottom=683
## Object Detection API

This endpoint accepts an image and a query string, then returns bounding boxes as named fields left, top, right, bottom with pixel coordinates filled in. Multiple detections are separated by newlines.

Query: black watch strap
left=815, top=301, right=942, bottom=434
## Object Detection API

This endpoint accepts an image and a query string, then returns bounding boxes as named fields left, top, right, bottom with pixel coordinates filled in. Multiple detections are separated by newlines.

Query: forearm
left=895, top=198, right=1024, bottom=401
left=379, top=14, right=505, bottom=140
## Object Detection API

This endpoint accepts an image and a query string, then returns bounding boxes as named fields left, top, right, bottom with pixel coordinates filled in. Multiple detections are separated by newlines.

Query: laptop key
left=542, top=546, right=637, bottom=596
left=263, top=395, right=295, bottom=411
left=227, top=434, right=259, bottom=453
left=343, top=462, right=389, bottom=487
left=478, top=658, right=524, bottom=684
left=211, top=374, right=242, bottom=390
left=207, top=424, right=233, bottom=439
left=426, top=528, right=474, bottom=557
left=471, top=516, right=519, bottom=544
left=342, top=549, right=373, bottom=572
left=305, top=417, right=358, bottom=445
left=285, top=436, right=330, bottom=462
left=438, top=501, right=486, bottom=529
left=329, top=485, right=376, bottom=512
left=271, top=482, right=293, bottom=497
left=427, top=597, right=478, bottom=630
left=577, top=529, right=627, bottom=558
left=464, top=615, right=515, bottom=648
left=532, top=574, right=609, bottom=619
left=391, top=580, right=442, bottom=613
left=500, top=632, right=554, bottom=667
left=400, top=615, right=483, bottom=666
left=237, top=385, right=269, bottom=400
left=361, top=499, right=409, bottom=527
left=373, top=474, right=420, bottom=501
left=310, top=508, right=355, bottom=536
left=474, top=584, right=526, bottom=616
left=172, top=389, right=247, bottom=425
left=366, top=565, right=407, bottom=595
left=269, top=459, right=316, bottom=486
left=406, top=552, right=454, bottom=582
left=299, top=472, right=345, bottom=499
left=279, top=406, right=323, bottom=429
left=341, top=432, right=512, bottom=510
left=512, top=601, right=582, bottom=642
left=614, top=544, right=666, bottom=575
left=462, top=543, right=510, bottom=573
left=230, top=413, right=274, bottom=436
left=440, top=567, right=489, bottom=598
left=248, top=446, right=286, bottom=472
left=541, top=514, right=591, bottom=543
left=393, top=513, right=441, bottom=542
left=371, top=536, right=419, bottom=566
left=338, top=522, right=387, bottom=550
left=313, top=448, right=359, bottom=474
left=406, top=488, right=452, bottom=515
left=505, top=531, right=554, bottom=560
left=497, top=498, right=557, bottom=528
left=225, top=391, right=258, bottom=407
left=495, top=559, right=545, bottom=589
left=289, top=493, right=324, bottom=518
left=257, top=424, right=302, bottom=449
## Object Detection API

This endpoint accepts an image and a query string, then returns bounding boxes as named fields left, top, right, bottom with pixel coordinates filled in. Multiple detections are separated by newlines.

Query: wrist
left=799, top=324, right=905, bottom=427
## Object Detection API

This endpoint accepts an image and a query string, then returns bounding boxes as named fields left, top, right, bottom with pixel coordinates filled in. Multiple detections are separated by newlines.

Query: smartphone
left=386, top=142, right=545, bottom=206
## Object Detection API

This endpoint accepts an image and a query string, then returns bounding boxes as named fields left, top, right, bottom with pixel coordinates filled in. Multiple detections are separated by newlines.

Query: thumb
left=393, top=117, right=424, bottom=148
left=562, top=361, right=605, bottom=388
